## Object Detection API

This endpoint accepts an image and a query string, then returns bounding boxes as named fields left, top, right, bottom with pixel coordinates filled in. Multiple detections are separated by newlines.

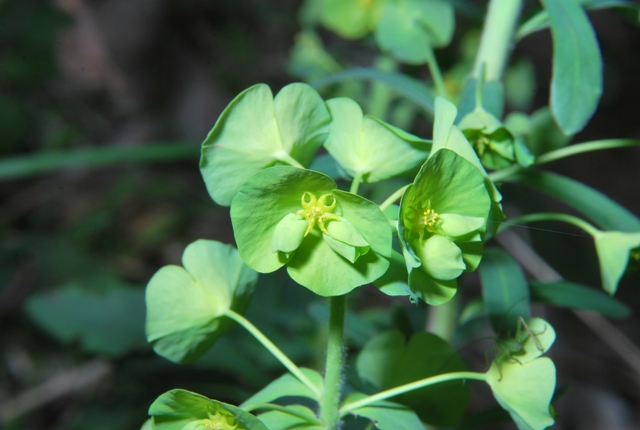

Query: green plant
left=141, top=1, right=640, bottom=429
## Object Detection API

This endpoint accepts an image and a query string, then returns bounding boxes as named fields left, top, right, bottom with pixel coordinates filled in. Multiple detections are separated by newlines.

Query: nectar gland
left=296, top=191, right=340, bottom=236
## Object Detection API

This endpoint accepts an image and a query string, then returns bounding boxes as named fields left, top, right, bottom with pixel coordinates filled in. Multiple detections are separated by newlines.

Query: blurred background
left=1, top=0, right=640, bottom=429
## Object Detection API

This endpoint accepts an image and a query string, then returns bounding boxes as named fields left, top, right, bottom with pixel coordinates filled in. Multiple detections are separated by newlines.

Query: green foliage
left=341, top=393, right=424, bottom=430
left=145, top=240, right=258, bottom=364
left=593, top=231, right=640, bottom=294
left=356, top=331, right=470, bottom=426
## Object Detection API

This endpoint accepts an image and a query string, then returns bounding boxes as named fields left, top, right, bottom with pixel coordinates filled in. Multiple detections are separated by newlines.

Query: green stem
left=499, top=212, right=599, bottom=236
left=350, top=173, right=363, bottom=195
left=224, top=309, right=321, bottom=399
left=426, top=295, right=458, bottom=341
left=368, top=55, right=397, bottom=120
left=473, top=0, right=523, bottom=81
left=379, top=184, right=410, bottom=212
left=242, top=403, right=323, bottom=425
left=275, top=151, right=305, bottom=169
left=320, top=295, right=347, bottom=429
left=489, top=139, right=640, bottom=182
left=339, top=371, right=486, bottom=415
left=424, top=47, right=448, bottom=98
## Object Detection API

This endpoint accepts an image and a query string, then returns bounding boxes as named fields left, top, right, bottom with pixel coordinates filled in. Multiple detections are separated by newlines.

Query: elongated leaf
left=311, top=68, right=436, bottom=114
left=541, top=0, right=603, bottom=135
left=479, top=248, right=530, bottom=336
left=517, top=1, right=640, bottom=40
left=0, top=143, right=197, bottom=180
left=506, top=170, right=640, bottom=232
left=530, top=280, right=630, bottom=318
left=343, top=393, right=425, bottom=430
left=256, top=405, right=322, bottom=430
left=240, top=368, right=323, bottom=407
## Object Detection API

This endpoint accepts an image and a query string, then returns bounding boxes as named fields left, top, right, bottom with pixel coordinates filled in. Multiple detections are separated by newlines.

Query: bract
left=231, top=166, right=391, bottom=296
left=593, top=231, right=640, bottom=295
left=320, top=0, right=384, bottom=40
left=324, top=97, right=431, bottom=182
left=398, top=148, right=491, bottom=305
left=145, top=240, right=257, bottom=364
left=200, top=83, right=330, bottom=206
left=459, top=106, right=534, bottom=170
left=149, top=389, right=267, bottom=430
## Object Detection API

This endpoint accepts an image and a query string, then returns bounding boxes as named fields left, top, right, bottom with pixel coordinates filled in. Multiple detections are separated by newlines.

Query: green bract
left=324, top=97, right=431, bottom=182
left=593, top=231, right=640, bottom=295
left=432, top=97, right=505, bottom=236
left=149, top=389, right=267, bottom=430
left=459, top=106, right=535, bottom=170
left=398, top=148, right=491, bottom=305
left=200, top=83, right=331, bottom=206
left=320, top=0, right=384, bottom=40
left=231, top=166, right=392, bottom=296
left=486, top=318, right=556, bottom=430
left=375, top=0, right=454, bottom=64
left=145, top=240, right=257, bottom=364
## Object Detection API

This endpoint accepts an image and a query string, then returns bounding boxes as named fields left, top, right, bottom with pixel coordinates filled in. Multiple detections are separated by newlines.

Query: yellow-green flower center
left=295, top=191, right=340, bottom=236
left=196, top=409, right=245, bottom=430
left=406, top=200, right=441, bottom=241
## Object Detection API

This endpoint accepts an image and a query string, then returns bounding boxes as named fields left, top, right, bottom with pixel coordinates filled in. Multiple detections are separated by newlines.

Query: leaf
left=342, top=393, right=425, bottom=430
left=541, top=0, right=603, bottom=135
left=356, top=330, right=470, bottom=426
left=457, top=77, right=504, bottom=120
left=149, top=389, right=268, bottom=430
left=256, top=405, right=323, bottom=430
left=24, top=283, right=147, bottom=357
left=479, top=248, right=530, bottom=337
left=506, top=170, right=640, bottom=232
left=240, top=368, right=324, bottom=407
left=320, top=0, right=383, bottom=39
left=200, top=83, right=330, bottom=206
left=593, top=231, right=640, bottom=295
left=375, top=0, right=455, bottom=64
left=324, top=98, right=431, bottom=182
left=311, top=68, right=436, bottom=114
left=145, top=240, right=258, bottom=364
left=485, top=358, right=556, bottom=430
left=373, top=250, right=418, bottom=301
left=231, top=167, right=391, bottom=296
left=530, top=280, right=630, bottom=318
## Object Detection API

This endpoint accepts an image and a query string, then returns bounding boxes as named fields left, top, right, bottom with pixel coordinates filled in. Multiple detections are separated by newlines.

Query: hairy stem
left=320, top=295, right=346, bottom=429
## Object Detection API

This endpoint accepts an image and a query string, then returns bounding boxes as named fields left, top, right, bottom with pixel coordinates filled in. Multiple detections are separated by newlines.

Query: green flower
left=320, top=0, right=384, bottom=40
left=459, top=106, right=535, bottom=170
left=149, top=389, right=267, bottom=430
left=200, top=83, right=330, bottom=206
left=398, top=148, right=492, bottom=305
left=231, top=166, right=391, bottom=296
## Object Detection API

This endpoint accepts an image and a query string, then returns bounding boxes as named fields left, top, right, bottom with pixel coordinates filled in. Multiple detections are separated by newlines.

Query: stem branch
left=499, top=212, right=599, bottom=236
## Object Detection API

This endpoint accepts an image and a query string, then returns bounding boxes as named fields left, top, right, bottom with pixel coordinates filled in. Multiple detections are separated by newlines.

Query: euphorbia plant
left=142, top=0, right=640, bottom=429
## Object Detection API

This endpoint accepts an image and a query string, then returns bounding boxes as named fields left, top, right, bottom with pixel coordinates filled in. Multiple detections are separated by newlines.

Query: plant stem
left=368, top=55, right=396, bottom=120
left=339, top=371, right=486, bottom=415
left=350, top=173, right=363, bottom=195
left=320, top=295, right=346, bottom=429
left=379, top=184, right=410, bottom=212
left=424, top=47, right=448, bottom=98
left=499, top=212, right=599, bottom=237
left=426, top=295, right=458, bottom=341
left=473, top=0, right=523, bottom=81
left=242, top=403, right=323, bottom=425
left=224, top=309, right=321, bottom=399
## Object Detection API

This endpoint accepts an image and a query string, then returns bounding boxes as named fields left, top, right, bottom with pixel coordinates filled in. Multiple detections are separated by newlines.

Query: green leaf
left=231, top=167, right=391, bottom=296
left=241, top=368, right=324, bottom=407
left=593, top=231, right=640, bottom=295
left=541, top=0, right=603, bottom=135
left=24, top=283, right=146, bottom=358
left=373, top=250, right=417, bottom=301
left=311, top=68, right=436, bottom=114
left=320, top=0, right=383, bottom=39
left=356, top=330, right=470, bottom=427
left=457, top=77, right=504, bottom=120
left=506, top=170, right=640, bottom=232
left=479, top=248, right=530, bottom=337
left=149, top=389, right=268, bottom=430
left=486, top=358, right=556, bottom=430
left=145, top=240, right=258, bottom=364
left=342, top=393, right=425, bottom=430
left=200, top=83, right=330, bottom=206
left=375, top=0, right=454, bottom=64
left=530, top=280, right=630, bottom=318
left=324, top=98, right=431, bottom=182
left=256, top=405, right=323, bottom=430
